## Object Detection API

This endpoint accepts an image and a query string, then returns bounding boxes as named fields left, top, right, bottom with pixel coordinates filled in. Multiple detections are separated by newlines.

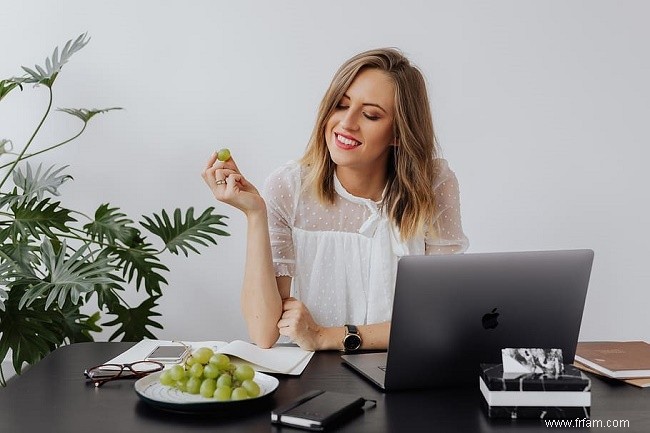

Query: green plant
left=0, top=34, right=229, bottom=386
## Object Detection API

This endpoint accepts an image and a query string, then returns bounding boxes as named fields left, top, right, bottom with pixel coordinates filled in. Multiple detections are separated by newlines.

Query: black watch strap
left=343, top=324, right=362, bottom=352
left=345, top=324, right=358, bottom=334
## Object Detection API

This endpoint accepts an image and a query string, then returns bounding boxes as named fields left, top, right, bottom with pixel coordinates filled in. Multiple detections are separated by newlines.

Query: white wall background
left=2, top=0, right=649, bottom=360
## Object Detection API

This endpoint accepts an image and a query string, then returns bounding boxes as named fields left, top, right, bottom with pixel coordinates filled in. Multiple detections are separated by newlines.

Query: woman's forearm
left=240, top=207, right=283, bottom=348
left=317, top=321, right=391, bottom=351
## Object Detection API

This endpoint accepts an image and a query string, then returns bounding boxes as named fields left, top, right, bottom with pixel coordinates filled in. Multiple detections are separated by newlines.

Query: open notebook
left=105, top=339, right=314, bottom=376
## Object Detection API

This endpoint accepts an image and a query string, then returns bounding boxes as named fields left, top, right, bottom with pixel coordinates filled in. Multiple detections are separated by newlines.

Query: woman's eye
left=336, top=104, right=349, bottom=110
left=363, top=113, right=380, bottom=121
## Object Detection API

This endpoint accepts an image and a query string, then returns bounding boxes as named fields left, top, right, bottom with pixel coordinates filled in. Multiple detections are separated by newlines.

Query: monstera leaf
left=58, top=107, right=122, bottom=124
left=11, top=162, right=72, bottom=204
left=103, top=296, right=163, bottom=342
left=7, top=197, right=75, bottom=240
left=0, top=285, right=62, bottom=376
left=20, top=33, right=89, bottom=87
left=83, top=203, right=139, bottom=245
left=109, top=240, right=169, bottom=297
left=140, top=207, right=229, bottom=257
left=18, top=239, right=115, bottom=309
left=57, top=307, right=101, bottom=343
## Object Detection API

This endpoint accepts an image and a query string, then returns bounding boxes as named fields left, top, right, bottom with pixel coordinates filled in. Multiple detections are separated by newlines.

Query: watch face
left=343, top=334, right=362, bottom=351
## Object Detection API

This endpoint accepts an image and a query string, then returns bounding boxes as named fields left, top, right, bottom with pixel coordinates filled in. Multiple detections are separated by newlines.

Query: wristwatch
left=342, top=324, right=362, bottom=352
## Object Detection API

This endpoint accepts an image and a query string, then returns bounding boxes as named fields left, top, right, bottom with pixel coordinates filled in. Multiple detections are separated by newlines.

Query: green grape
left=185, top=356, right=196, bottom=366
left=216, top=148, right=231, bottom=162
left=242, top=379, right=260, bottom=398
left=209, top=353, right=231, bottom=370
left=216, top=372, right=232, bottom=388
left=234, top=364, right=255, bottom=382
left=200, top=378, right=217, bottom=398
left=193, top=347, right=214, bottom=365
left=231, top=387, right=249, bottom=401
left=186, top=377, right=202, bottom=395
left=189, top=363, right=204, bottom=378
left=159, top=370, right=174, bottom=386
left=203, top=363, right=219, bottom=379
left=175, top=378, right=188, bottom=392
left=213, top=386, right=232, bottom=401
left=169, top=364, right=185, bottom=381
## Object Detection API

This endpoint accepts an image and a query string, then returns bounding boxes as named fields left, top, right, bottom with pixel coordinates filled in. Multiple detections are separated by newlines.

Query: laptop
left=341, top=249, right=594, bottom=391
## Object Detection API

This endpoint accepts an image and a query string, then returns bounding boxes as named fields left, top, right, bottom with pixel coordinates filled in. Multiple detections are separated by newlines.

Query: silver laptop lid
left=384, top=249, right=593, bottom=390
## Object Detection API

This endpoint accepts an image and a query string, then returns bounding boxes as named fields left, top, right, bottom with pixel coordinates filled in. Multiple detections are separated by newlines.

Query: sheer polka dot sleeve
left=262, top=163, right=300, bottom=277
left=425, top=158, right=469, bottom=255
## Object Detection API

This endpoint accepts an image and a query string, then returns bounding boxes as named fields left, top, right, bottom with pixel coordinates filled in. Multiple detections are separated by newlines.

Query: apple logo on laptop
left=482, top=308, right=500, bottom=330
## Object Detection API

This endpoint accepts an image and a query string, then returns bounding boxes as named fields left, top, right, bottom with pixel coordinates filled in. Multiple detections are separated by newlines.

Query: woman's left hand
left=277, top=297, right=323, bottom=351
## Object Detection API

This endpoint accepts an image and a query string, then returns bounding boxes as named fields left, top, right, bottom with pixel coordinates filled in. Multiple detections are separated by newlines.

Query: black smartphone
left=145, top=345, right=189, bottom=363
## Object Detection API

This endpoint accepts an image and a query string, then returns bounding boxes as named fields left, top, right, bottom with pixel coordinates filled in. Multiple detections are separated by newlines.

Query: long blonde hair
left=300, top=48, right=440, bottom=240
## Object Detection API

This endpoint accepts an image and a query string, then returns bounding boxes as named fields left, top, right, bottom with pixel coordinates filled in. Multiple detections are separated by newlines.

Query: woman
left=202, top=48, right=468, bottom=351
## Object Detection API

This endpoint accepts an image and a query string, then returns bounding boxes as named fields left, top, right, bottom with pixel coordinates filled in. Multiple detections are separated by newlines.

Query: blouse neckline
left=333, top=170, right=386, bottom=207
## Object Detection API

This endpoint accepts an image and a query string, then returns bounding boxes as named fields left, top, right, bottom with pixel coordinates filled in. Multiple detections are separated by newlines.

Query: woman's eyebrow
left=342, top=93, right=387, bottom=114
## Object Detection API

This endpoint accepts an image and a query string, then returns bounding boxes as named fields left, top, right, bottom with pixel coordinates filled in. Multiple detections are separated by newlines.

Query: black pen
left=270, top=389, right=325, bottom=422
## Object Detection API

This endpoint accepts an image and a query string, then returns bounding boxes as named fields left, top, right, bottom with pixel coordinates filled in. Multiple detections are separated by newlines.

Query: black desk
left=1, top=343, right=649, bottom=432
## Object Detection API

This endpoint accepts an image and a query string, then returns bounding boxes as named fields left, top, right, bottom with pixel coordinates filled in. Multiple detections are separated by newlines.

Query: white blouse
left=262, top=159, right=469, bottom=327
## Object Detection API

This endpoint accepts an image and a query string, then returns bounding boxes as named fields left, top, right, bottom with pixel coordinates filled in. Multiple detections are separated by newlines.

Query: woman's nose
left=339, top=110, right=359, bottom=131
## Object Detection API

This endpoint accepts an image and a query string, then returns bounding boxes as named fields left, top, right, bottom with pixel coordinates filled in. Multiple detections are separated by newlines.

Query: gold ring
left=215, top=179, right=226, bottom=186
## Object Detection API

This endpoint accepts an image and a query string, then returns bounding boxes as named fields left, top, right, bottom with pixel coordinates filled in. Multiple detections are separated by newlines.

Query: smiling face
left=325, top=68, right=396, bottom=176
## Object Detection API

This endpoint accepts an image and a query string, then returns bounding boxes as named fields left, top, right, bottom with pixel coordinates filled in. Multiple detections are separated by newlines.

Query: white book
left=105, top=339, right=314, bottom=376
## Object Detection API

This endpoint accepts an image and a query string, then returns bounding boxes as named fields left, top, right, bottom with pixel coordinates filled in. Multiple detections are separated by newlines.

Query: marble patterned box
left=479, top=363, right=591, bottom=420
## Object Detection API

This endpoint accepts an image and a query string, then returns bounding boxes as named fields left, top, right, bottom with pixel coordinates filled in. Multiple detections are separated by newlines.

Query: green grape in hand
left=216, top=148, right=231, bottom=162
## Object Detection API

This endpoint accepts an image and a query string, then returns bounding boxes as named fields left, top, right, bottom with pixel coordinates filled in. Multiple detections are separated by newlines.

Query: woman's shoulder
left=432, top=157, right=457, bottom=189
left=263, top=160, right=304, bottom=200
left=266, top=160, right=302, bottom=180
left=432, top=157, right=451, bottom=174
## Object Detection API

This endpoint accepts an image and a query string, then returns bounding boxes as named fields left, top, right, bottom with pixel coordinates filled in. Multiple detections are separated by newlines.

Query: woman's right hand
left=201, top=152, right=265, bottom=215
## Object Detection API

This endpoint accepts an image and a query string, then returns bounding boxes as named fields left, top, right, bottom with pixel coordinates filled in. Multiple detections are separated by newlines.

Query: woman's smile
left=334, top=132, right=362, bottom=149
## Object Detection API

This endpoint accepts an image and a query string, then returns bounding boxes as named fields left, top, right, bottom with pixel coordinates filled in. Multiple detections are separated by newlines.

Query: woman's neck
left=335, top=166, right=387, bottom=201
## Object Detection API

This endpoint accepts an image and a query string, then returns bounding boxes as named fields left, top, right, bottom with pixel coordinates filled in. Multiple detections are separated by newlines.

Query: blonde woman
left=202, top=48, right=468, bottom=351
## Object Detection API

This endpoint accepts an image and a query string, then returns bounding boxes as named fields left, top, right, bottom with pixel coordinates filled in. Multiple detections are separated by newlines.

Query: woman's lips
left=334, top=133, right=361, bottom=150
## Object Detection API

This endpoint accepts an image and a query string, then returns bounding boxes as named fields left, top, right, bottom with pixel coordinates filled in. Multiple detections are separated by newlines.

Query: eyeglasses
left=84, top=361, right=164, bottom=387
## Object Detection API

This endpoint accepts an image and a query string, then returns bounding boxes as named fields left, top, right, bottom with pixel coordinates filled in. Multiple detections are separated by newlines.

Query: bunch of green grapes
left=158, top=347, right=260, bottom=401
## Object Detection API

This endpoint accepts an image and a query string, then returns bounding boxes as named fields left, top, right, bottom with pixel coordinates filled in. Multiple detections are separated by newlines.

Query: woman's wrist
left=316, top=326, right=345, bottom=351
left=243, top=201, right=267, bottom=221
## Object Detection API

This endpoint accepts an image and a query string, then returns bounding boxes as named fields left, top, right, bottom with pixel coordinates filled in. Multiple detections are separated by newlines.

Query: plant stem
left=112, top=290, right=130, bottom=307
left=0, top=86, right=54, bottom=189
left=68, top=209, right=93, bottom=221
left=0, top=123, right=88, bottom=170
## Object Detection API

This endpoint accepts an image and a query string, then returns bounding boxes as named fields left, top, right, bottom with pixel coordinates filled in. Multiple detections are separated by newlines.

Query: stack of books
left=479, top=363, right=591, bottom=419
left=574, top=341, right=650, bottom=388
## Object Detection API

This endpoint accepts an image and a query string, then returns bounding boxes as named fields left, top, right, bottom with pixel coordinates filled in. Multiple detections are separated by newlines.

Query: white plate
left=135, top=370, right=279, bottom=413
